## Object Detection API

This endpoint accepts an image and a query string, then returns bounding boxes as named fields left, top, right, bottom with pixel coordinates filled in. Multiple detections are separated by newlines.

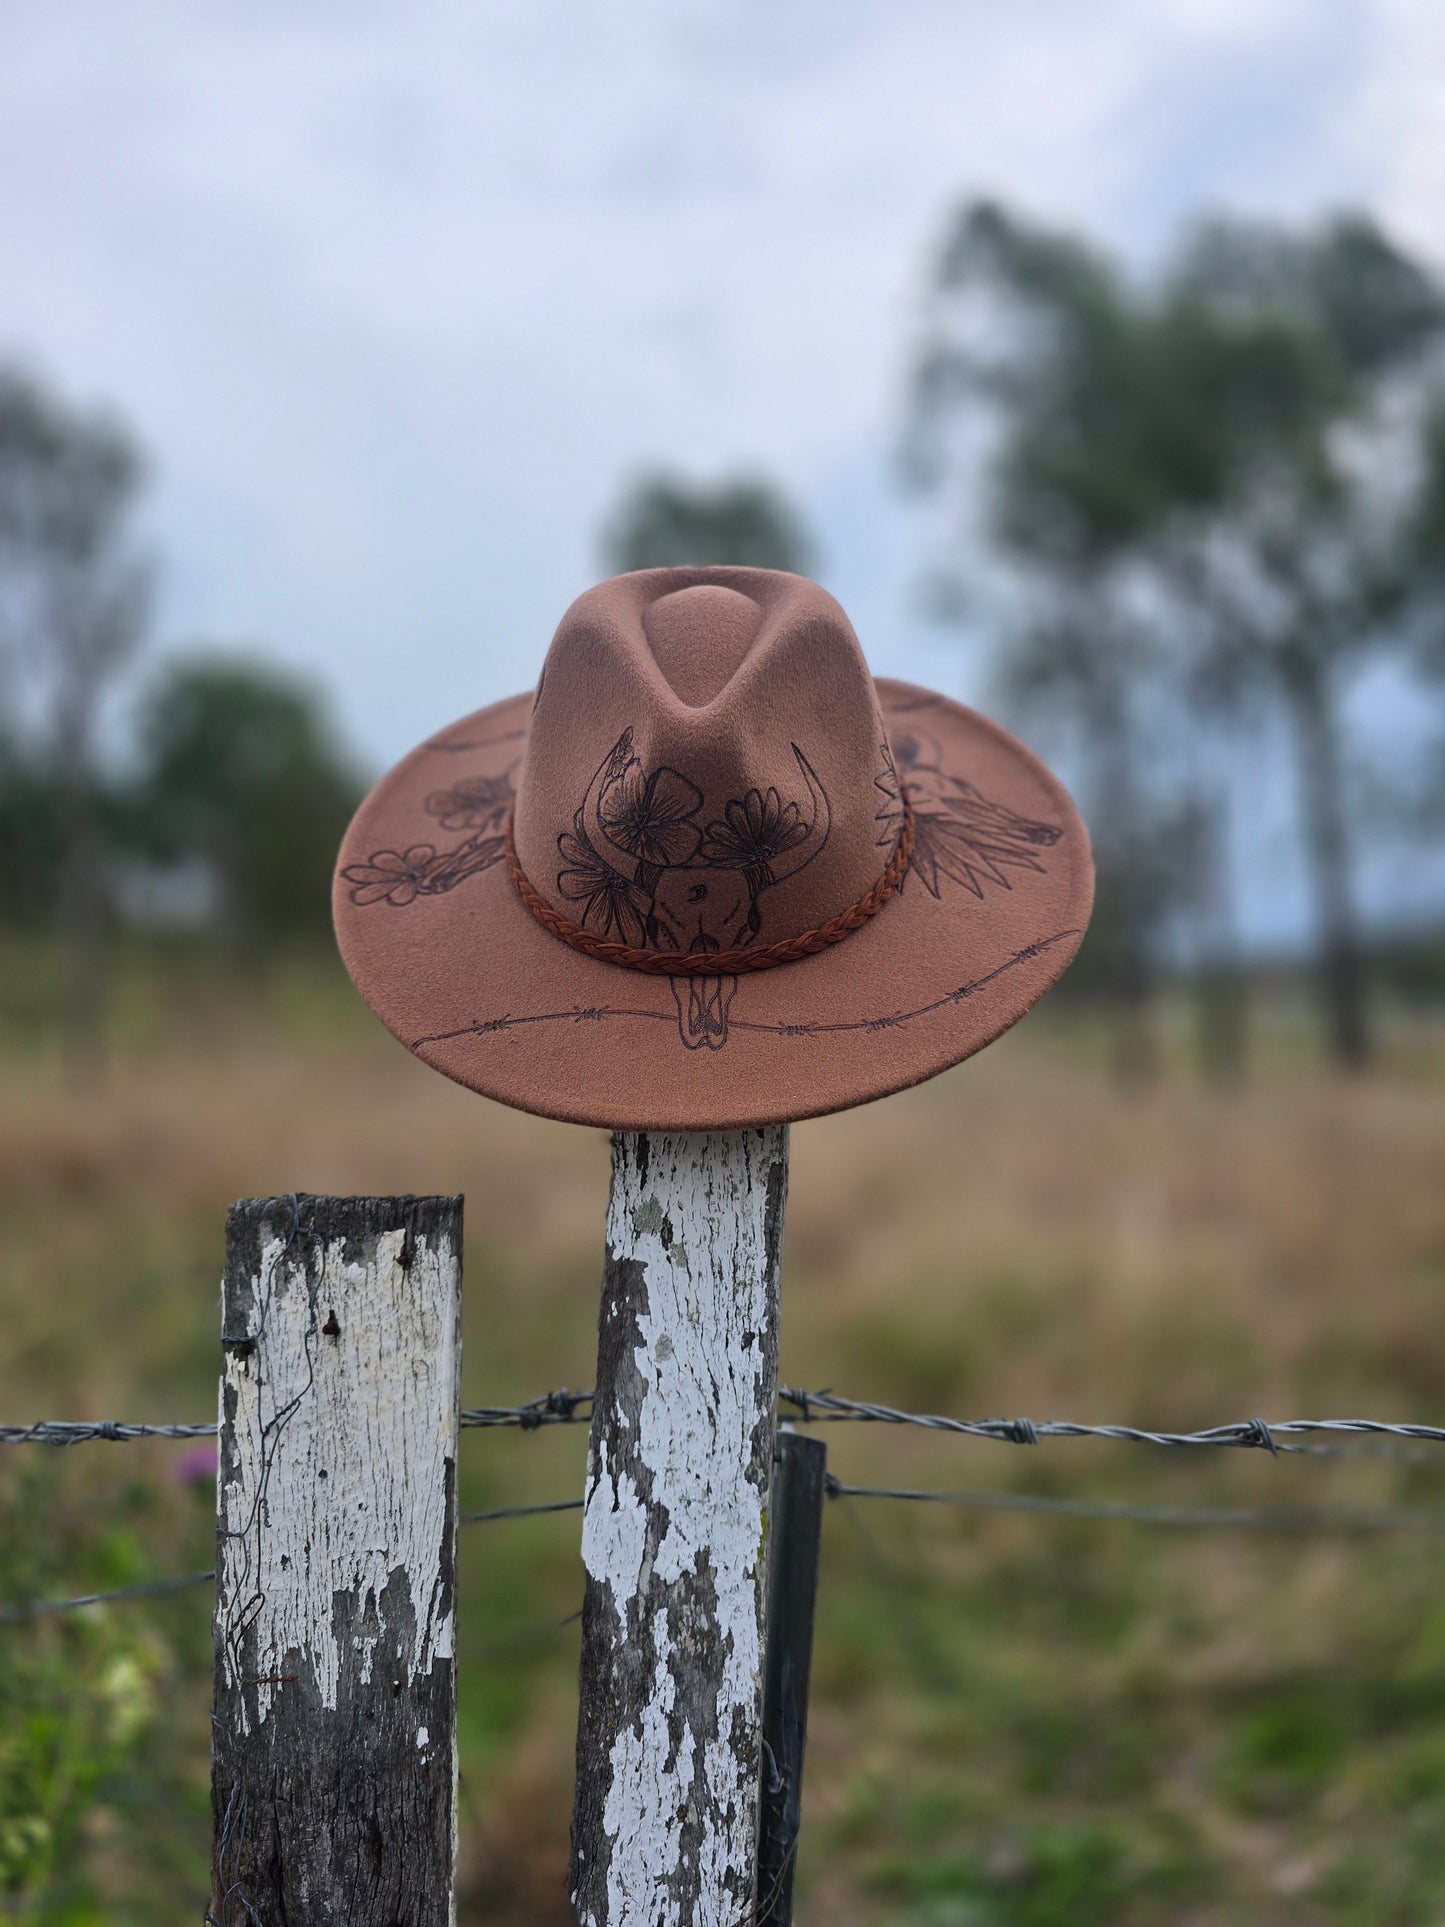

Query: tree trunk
left=53, top=717, right=107, bottom=1085
left=1287, top=667, right=1371, bottom=1069
left=1085, top=679, right=1158, bottom=1086
left=1185, top=788, right=1248, bottom=1084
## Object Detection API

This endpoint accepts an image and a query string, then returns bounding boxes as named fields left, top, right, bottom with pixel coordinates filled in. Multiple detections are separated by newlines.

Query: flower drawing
left=341, top=846, right=441, bottom=906
left=700, top=788, right=810, bottom=882
left=598, top=762, right=703, bottom=868
left=424, top=770, right=514, bottom=832
left=556, top=826, right=652, bottom=946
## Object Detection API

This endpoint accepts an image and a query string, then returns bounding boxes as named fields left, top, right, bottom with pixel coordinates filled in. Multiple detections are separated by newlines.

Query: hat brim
left=333, top=679, right=1092, bottom=1130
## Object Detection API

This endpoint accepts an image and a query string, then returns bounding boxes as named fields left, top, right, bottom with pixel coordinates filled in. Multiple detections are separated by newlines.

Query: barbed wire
left=823, top=1477, right=1445, bottom=1533
left=9, top=1387, right=1445, bottom=1457
left=461, top=1391, right=594, bottom=1430
left=0, top=1419, right=219, bottom=1445
left=0, top=1393, right=599, bottom=1447
left=7, top=1376, right=1445, bottom=1619
left=779, top=1389, right=1445, bottom=1461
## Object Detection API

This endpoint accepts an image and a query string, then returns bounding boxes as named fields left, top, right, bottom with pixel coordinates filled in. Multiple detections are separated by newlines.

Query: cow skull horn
left=583, top=730, right=642, bottom=881
left=765, top=745, right=831, bottom=884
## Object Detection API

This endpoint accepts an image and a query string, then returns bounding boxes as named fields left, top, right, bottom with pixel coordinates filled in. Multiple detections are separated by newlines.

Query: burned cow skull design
left=556, top=728, right=831, bottom=1048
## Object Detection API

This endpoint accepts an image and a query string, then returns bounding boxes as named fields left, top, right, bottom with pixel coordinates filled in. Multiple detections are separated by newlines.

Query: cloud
left=0, top=0, right=1433, bottom=802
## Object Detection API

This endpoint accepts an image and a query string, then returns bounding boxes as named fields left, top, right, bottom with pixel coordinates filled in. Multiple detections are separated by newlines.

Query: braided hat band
left=505, top=791, right=915, bottom=978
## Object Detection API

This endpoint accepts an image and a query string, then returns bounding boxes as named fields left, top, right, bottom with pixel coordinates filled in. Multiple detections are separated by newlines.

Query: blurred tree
left=1166, top=213, right=1445, bottom=1068
left=0, top=369, right=150, bottom=1073
left=903, top=203, right=1230, bottom=1078
left=906, top=200, right=1445, bottom=1072
left=132, top=656, right=362, bottom=954
left=604, top=472, right=811, bottom=573
left=1402, top=392, right=1445, bottom=828
left=0, top=753, right=63, bottom=925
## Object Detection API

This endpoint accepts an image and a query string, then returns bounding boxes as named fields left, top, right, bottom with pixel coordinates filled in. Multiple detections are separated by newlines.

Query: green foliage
left=869, top=1822, right=1168, bottom=1927
left=1222, top=1692, right=1349, bottom=1816
left=0, top=364, right=365, bottom=964
left=914, top=202, right=1336, bottom=572
left=603, top=471, right=811, bottom=573
left=1176, top=211, right=1445, bottom=384
left=2, top=989, right=1445, bottom=1916
left=131, top=654, right=363, bottom=947
left=0, top=747, right=65, bottom=923
left=0, top=1465, right=167, bottom=1909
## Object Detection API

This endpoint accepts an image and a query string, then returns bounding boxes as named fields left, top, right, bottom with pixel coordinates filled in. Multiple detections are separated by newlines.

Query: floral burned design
left=424, top=771, right=514, bottom=833
left=355, top=717, right=1068, bottom=1058
left=341, top=765, right=517, bottom=906
left=556, top=728, right=831, bottom=1048
left=556, top=827, right=653, bottom=948
left=699, top=788, right=812, bottom=887
left=597, top=763, right=703, bottom=869
left=343, top=845, right=444, bottom=908
left=874, top=728, right=1061, bottom=900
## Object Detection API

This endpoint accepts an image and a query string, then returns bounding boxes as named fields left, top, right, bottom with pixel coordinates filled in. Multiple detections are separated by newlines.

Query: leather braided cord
left=505, top=792, right=915, bottom=978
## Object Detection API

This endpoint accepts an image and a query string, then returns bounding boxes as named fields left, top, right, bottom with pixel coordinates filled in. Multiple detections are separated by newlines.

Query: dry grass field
left=2, top=948, right=1444, bottom=1923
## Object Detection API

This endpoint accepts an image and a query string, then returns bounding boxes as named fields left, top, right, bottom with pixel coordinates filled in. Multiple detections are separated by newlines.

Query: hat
left=333, top=567, right=1092, bottom=1130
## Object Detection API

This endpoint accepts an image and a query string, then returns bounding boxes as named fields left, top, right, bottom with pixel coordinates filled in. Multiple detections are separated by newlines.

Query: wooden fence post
left=210, top=1194, right=462, bottom=1926
left=756, top=1430, right=827, bottom=1925
left=571, top=1129, right=789, bottom=1927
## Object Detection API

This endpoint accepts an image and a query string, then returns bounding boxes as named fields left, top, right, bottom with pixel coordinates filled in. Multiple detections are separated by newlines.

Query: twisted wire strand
left=0, top=1394, right=598, bottom=1445
left=461, top=1497, right=584, bottom=1524
left=1, top=1419, right=220, bottom=1445
left=11, top=1454, right=1445, bottom=1622
left=823, top=1477, right=1445, bottom=1534
left=9, top=1387, right=1445, bottom=1461
left=778, top=1388, right=1445, bottom=1461
left=0, top=1497, right=594, bottom=1623
left=0, top=1569, right=218, bottom=1623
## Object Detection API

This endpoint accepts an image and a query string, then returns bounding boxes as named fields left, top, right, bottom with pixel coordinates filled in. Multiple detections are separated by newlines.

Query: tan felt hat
left=333, top=567, right=1093, bottom=1129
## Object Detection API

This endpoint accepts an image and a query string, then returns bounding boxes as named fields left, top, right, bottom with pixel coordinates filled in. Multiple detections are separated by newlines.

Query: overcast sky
left=4, top=0, right=1444, bottom=936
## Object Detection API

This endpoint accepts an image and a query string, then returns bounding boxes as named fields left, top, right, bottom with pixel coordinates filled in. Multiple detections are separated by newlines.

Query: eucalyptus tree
left=903, top=201, right=1250, bottom=1074
left=604, top=472, right=811, bottom=574
left=0, top=369, right=150, bottom=1070
left=906, top=199, right=1445, bottom=1071
left=1397, top=393, right=1445, bottom=840
left=1165, top=214, right=1445, bottom=1067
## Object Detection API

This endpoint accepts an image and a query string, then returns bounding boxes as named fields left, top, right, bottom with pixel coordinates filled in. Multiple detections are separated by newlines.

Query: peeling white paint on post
left=571, top=1129, right=789, bottom=1927
left=210, top=1195, right=462, bottom=1926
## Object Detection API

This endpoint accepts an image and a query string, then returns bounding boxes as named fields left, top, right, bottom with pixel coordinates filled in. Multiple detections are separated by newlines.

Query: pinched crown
left=510, top=568, right=896, bottom=960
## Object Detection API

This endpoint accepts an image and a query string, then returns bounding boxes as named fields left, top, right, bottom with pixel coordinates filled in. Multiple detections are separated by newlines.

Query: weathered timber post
left=571, top=1129, right=789, bottom=1927
left=756, top=1430, right=827, bottom=1925
left=210, top=1195, right=462, bottom=1927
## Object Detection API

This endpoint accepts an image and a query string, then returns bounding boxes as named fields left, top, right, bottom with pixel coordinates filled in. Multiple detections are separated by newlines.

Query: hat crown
left=642, top=584, right=763, bottom=707
left=512, top=567, right=892, bottom=958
